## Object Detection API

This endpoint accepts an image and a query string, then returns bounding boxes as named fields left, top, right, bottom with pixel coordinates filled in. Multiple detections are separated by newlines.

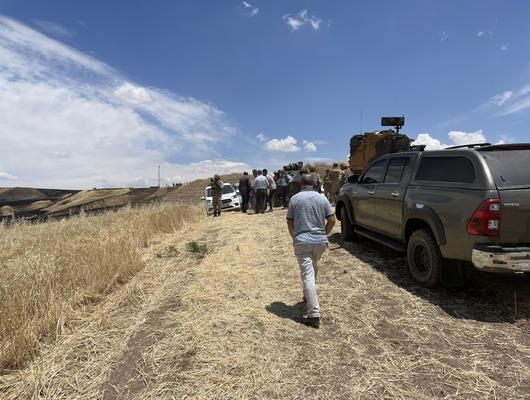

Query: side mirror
left=200, top=196, right=205, bottom=200
left=347, top=174, right=359, bottom=184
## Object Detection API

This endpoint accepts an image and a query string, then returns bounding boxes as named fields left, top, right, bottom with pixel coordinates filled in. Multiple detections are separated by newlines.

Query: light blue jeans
left=294, top=243, right=327, bottom=318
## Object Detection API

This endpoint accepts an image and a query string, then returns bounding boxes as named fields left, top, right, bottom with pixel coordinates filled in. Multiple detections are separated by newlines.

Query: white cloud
left=241, top=1, right=259, bottom=17
left=448, top=130, right=486, bottom=145
left=114, top=82, right=152, bottom=104
left=265, top=136, right=301, bottom=152
left=33, top=19, right=73, bottom=38
left=412, top=130, right=488, bottom=150
left=303, top=140, right=317, bottom=152
left=0, top=170, right=18, bottom=180
left=256, top=132, right=268, bottom=142
left=440, top=31, right=448, bottom=42
left=489, top=84, right=530, bottom=115
left=476, top=31, right=492, bottom=37
left=0, top=15, right=239, bottom=188
left=491, top=90, right=514, bottom=106
left=282, top=9, right=323, bottom=31
left=412, top=133, right=448, bottom=150
left=500, top=43, right=508, bottom=51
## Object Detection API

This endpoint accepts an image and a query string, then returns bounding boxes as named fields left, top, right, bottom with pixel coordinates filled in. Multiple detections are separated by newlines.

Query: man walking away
left=263, top=168, right=276, bottom=212
left=286, top=174, right=335, bottom=328
left=254, top=169, right=269, bottom=214
left=239, top=171, right=251, bottom=213
left=211, top=174, right=224, bottom=217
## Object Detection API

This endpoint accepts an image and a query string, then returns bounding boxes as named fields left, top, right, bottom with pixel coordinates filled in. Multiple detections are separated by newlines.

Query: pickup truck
left=335, top=143, right=530, bottom=287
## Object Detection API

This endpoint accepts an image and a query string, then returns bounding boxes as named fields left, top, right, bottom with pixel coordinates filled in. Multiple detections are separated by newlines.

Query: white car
left=202, top=183, right=241, bottom=215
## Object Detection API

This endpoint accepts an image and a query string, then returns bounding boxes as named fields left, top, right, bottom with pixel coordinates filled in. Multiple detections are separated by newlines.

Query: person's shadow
left=265, top=301, right=306, bottom=324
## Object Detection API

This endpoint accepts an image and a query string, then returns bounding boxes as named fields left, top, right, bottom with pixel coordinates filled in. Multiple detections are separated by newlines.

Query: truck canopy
left=480, top=149, right=530, bottom=189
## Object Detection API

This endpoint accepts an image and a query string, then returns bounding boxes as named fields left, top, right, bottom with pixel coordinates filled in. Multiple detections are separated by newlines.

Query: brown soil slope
left=2, top=211, right=529, bottom=399
left=0, top=187, right=175, bottom=218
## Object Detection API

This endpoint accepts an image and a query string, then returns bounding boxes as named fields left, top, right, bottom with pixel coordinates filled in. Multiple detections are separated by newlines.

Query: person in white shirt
left=253, top=170, right=269, bottom=214
left=263, top=168, right=277, bottom=212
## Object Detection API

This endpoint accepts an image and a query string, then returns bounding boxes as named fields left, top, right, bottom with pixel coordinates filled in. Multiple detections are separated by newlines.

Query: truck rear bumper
left=472, top=244, right=530, bottom=273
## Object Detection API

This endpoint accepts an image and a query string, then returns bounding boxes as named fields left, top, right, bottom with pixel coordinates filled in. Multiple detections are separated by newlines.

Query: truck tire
left=407, top=229, right=442, bottom=288
left=340, top=207, right=356, bottom=242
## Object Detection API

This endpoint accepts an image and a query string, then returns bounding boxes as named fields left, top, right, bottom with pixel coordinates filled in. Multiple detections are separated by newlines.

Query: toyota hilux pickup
left=335, top=143, right=530, bottom=287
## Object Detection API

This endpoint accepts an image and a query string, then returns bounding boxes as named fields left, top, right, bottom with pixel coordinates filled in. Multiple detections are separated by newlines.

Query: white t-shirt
left=266, top=174, right=277, bottom=190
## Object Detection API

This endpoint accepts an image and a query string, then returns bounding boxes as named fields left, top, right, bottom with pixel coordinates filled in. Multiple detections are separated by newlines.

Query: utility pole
left=158, top=165, right=160, bottom=188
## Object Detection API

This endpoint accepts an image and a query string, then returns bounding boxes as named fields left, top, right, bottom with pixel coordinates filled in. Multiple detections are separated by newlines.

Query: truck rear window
left=415, top=156, right=475, bottom=183
left=481, top=150, right=530, bottom=189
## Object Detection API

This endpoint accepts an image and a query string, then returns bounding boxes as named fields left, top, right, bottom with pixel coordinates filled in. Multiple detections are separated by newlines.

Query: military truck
left=349, top=130, right=412, bottom=174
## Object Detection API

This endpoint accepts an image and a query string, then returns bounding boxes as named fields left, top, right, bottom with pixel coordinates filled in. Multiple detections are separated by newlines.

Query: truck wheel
left=407, top=229, right=442, bottom=288
left=340, top=207, right=356, bottom=242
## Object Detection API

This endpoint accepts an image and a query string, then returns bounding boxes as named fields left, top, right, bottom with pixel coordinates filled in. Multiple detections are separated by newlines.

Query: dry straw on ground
left=0, top=202, right=203, bottom=370
left=1, top=209, right=529, bottom=399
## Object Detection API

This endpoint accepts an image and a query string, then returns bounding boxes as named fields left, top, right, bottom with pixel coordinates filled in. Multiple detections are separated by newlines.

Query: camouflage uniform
left=338, top=163, right=350, bottom=188
left=323, top=169, right=332, bottom=201
left=329, top=168, right=341, bottom=205
left=211, top=175, right=223, bottom=217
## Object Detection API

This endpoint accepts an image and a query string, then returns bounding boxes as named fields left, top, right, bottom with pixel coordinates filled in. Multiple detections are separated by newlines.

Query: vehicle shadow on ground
left=265, top=301, right=306, bottom=325
left=328, top=233, right=530, bottom=325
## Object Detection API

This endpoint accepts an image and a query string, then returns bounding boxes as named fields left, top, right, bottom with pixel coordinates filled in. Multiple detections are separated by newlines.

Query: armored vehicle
left=349, top=130, right=412, bottom=174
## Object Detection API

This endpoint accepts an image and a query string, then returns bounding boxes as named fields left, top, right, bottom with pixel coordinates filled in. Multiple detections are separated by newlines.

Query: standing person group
left=238, top=168, right=282, bottom=214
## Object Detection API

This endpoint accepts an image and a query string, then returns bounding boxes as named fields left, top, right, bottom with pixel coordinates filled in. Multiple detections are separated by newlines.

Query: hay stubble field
left=0, top=206, right=529, bottom=399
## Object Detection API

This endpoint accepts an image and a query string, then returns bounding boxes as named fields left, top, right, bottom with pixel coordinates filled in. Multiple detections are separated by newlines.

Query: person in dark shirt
left=239, top=171, right=251, bottom=213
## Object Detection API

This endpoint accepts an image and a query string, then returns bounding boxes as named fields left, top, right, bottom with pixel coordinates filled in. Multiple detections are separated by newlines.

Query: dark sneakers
left=301, top=316, right=320, bottom=329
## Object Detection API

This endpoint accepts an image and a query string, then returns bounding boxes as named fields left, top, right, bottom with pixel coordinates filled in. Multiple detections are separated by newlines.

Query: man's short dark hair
left=257, top=169, right=263, bottom=175
left=263, top=169, right=268, bottom=175
left=300, top=174, right=314, bottom=187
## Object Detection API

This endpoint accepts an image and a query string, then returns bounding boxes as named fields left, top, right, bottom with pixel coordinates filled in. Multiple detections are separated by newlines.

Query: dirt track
left=2, top=209, right=530, bottom=399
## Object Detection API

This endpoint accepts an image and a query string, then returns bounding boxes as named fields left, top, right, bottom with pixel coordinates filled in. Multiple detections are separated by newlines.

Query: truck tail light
left=466, top=199, right=501, bottom=236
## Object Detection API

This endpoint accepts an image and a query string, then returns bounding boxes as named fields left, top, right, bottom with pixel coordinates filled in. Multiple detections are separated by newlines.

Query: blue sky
left=0, top=0, right=529, bottom=188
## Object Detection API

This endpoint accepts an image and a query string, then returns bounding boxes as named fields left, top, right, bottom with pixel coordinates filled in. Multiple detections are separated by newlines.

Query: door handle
left=391, top=191, right=400, bottom=197
left=367, top=190, right=375, bottom=195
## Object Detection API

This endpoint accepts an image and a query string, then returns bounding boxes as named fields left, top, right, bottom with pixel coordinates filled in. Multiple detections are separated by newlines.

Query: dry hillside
left=0, top=187, right=175, bottom=219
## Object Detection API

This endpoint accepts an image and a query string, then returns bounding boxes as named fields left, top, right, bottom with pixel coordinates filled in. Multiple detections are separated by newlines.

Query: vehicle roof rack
left=445, top=143, right=491, bottom=150
left=477, top=143, right=530, bottom=151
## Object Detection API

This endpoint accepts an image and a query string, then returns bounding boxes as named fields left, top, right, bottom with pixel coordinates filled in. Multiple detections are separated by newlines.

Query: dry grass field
left=1, top=209, right=529, bottom=399
left=0, top=202, right=203, bottom=371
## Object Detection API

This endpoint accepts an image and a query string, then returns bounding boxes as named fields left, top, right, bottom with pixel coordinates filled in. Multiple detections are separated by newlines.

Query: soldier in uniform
left=329, top=164, right=341, bottom=205
left=323, top=169, right=332, bottom=201
left=338, top=163, right=350, bottom=188
left=210, top=174, right=224, bottom=217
